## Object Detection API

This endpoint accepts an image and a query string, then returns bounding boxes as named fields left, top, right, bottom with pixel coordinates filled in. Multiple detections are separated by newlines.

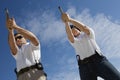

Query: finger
left=11, top=17, right=15, bottom=21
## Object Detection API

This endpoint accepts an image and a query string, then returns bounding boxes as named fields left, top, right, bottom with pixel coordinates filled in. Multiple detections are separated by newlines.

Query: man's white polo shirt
left=70, top=28, right=101, bottom=60
left=12, top=42, right=41, bottom=72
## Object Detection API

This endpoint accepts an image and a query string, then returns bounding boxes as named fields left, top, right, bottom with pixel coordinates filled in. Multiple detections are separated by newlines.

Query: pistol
left=5, top=8, right=10, bottom=20
left=58, top=6, right=64, bottom=14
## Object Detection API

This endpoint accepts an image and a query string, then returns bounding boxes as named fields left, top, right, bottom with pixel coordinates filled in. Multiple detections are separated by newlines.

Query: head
left=70, top=25, right=81, bottom=37
left=14, top=33, right=27, bottom=47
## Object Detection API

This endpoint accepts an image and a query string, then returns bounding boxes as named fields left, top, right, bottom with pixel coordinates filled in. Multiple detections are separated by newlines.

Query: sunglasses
left=15, top=36, right=23, bottom=40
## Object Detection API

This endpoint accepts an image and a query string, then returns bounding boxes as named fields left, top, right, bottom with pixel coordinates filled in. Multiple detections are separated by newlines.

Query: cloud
left=48, top=55, right=80, bottom=80
left=21, top=6, right=120, bottom=80
left=22, top=10, right=66, bottom=45
left=49, top=71, right=79, bottom=80
left=23, top=7, right=120, bottom=59
left=66, top=7, right=120, bottom=59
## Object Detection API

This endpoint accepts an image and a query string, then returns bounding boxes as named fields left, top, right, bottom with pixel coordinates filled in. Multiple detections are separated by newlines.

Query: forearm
left=8, top=29, right=18, bottom=55
left=69, top=18, right=90, bottom=35
left=65, top=22, right=74, bottom=43
left=14, top=25, right=39, bottom=46
left=69, top=18, right=85, bottom=31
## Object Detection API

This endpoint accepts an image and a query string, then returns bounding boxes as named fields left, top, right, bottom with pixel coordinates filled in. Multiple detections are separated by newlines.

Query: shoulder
left=29, top=42, right=40, bottom=49
left=11, top=49, right=20, bottom=59
left=69, top=36, right=80, bottom=45
left=88, top=27, right=95, bottom=39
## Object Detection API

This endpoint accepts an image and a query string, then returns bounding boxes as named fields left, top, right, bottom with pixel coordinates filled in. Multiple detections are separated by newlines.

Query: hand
left=61, top=13, right=70, bottom=23
left=6, top=18, right=17, bottom=30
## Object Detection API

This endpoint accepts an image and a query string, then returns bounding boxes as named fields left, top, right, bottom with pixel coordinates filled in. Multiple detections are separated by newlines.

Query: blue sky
left=0, top=0, right=120, bottom=80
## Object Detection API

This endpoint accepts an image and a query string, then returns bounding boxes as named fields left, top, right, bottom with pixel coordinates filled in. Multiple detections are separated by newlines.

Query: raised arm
left=8, top=29, right=18, bottom=55
left=65, top=22, right=74, bottom=43
left=61, top=13, right=74, bottom=43
left=61, top=13, right=90, bottom=35
left=6, top=18, right=18, bottom=55
left=69, top=18, right=90, bottom=35
left=11, top=18, right=39, bottom=46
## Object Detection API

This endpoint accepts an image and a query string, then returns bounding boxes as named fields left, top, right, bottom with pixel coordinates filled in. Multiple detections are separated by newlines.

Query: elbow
left=32, top=37, right=40, bottom=46
left=69, top=39, right=74, bottom=43
left=71, top=40, right=74, bottom=43
left=11, top=49, right=17, bottom=55
left=35, top=42, right=39, bottom=46
left=68, top=36, right=74, bottom=43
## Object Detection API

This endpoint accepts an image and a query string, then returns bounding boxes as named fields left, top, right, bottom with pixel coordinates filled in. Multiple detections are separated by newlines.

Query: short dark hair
left=70, top=25, right=81, bottom=31
left=70, top=25, right=75, bottom=29
left=14, top=33, right=21, bottom=37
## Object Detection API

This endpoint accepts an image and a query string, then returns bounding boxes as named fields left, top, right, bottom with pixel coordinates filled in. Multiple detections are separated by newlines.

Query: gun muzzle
left=5, top=8, right=10, bottom=20
left=58, top=6, right=64, bottom=14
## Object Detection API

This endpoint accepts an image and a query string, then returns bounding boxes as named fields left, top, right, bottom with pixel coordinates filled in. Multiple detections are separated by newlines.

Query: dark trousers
left=78, top=55, right=120, bottom=80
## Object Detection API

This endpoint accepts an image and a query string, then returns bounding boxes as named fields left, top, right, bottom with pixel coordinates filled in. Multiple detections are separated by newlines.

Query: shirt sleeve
left=69, top=28, right=95, bottom=45
left=69, top=37, right=79, bottom=47
left=88, top=27, right=95, bottom=39
left=11, top=49, right=20, bottom=60
left=30, top=42, right=40, bottom=50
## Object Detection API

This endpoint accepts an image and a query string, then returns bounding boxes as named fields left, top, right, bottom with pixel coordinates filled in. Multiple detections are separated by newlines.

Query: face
left=71, top=28, right=80, bottom=37
left=15, top=34, right=27, bottom=47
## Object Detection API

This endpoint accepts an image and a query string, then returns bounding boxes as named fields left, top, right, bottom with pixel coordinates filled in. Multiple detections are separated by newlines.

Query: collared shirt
left=12, top=42, right=41, bottom=72
left=70, top=28, right=101, bottom=60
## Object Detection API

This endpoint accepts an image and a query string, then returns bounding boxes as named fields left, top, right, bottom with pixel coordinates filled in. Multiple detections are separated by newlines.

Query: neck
left=17, top=42, right=27, bottom=48
left=74, top=33, right=80, bottom=37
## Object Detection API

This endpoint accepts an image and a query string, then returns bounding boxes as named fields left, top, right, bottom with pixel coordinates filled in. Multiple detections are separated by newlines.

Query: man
left=6, top=17, right=47, bottom=80
left=61, top=13, right=120, bottom=80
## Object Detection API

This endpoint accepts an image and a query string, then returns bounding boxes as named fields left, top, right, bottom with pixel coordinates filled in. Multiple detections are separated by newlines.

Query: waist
left=76, top=50, right=97, bottom=60
left=77, top=50, right=105, bottom=64
left=15, top=62, right=43, bottom=77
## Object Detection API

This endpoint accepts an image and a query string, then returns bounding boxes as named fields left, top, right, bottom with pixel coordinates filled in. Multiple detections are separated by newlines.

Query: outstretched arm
left=69, top=18, right=90, bottom=35
left=65, top=22, right=74, bottom=43
left=9, top=18, right=39, bottom=46
left=61, top=13, right=90, bottom=35
left=6, top=18, right=18, bottom=55
left=14, top=25, right=39, bottom=46
left=8, top=29, right=18, bottom=55
left=61, top=13, right=74, bottom=43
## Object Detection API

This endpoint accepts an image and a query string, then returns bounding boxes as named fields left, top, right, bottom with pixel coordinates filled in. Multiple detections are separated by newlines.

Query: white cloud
left=21, top=7, right=120, bottom=80
left=22, top=10, right=66, bottom=45
left=49, top=71, right=79, bottom=80
left=19, top=1, right=120, bottom=59
left=66, top=8, right=120, bottom=59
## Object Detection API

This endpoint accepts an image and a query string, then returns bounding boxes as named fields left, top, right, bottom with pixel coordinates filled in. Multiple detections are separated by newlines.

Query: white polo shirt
left=12, top=42, right=41, bottom=72
left=70, top=28, right=101, bottom=60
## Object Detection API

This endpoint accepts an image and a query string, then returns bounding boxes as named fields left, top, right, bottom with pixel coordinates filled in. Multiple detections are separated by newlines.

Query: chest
left=18, top=45, right=33, bottom=59
left=74, top=33, right=94, bottom=49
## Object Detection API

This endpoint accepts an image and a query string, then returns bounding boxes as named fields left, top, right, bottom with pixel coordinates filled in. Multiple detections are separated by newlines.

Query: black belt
left=15, top=63, right=43, bottom=77
left=77, top=50, right=104, bottom=64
